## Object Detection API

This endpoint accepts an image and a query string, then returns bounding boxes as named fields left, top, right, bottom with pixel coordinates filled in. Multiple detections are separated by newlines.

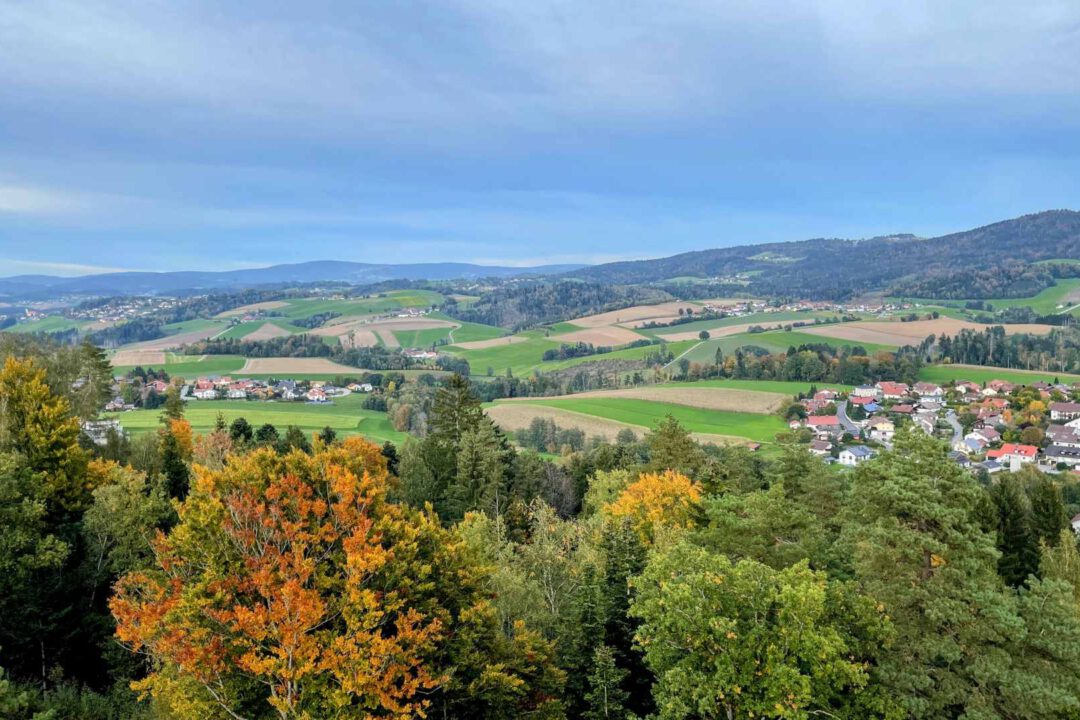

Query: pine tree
left=161, top=385, right=184, bottom=422
left=429, top=374, right=483, bottom=448
left=1029, top=475, right=1068, bottom=547
left=991, top=475, right=1040, bottom=587
left=583, top=645, right=631, bottom=720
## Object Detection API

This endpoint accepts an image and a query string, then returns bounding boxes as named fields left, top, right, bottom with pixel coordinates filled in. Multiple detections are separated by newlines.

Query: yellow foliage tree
left=605, top=470, right=702, bottom=544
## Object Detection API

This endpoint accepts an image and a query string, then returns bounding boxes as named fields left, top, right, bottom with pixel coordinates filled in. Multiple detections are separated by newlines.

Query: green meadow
left=7, top=316, right=87, bottom=334
left=510, top=397, right=788, bottom=443
left=663, top=378, right=853, bottom=395
left=108, top=394, right=406, bottom=444
left=917, top=364, right=1080, bottom=386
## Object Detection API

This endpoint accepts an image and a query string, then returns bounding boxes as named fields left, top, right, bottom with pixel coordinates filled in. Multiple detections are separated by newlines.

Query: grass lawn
left=514, top=397, right=787, bottom=443
left=108, top=394, right=406, bottom=444
left=7, top=317, right=86, bottom=333
left=918, top=364, right=1080, bottom=386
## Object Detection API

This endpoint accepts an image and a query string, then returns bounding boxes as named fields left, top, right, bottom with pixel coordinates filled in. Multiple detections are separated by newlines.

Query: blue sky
left=1, top=0, right=1079, bottom=276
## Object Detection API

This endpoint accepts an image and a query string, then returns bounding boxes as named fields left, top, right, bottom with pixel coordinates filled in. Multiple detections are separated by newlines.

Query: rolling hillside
left=567, top=209, right=1080, bottom=300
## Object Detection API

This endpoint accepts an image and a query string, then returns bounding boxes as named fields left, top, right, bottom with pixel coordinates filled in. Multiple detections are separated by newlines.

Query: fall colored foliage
left=605, top=470, right=701, bottom=543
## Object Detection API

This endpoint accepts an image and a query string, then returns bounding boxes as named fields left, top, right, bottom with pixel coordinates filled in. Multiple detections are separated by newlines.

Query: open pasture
left=917, top=364, right=1080, bottom=386
left=215, top=301, right=289, bottom=318
left=108, top=394, right=405, bottom=444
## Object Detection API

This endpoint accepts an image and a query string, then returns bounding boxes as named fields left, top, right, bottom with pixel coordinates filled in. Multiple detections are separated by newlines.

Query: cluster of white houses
left=793, top=377, right=1080, bottom=474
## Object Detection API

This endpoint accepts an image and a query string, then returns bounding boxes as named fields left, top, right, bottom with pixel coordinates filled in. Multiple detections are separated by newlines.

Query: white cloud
left=0, top=184, right=86, bottom=214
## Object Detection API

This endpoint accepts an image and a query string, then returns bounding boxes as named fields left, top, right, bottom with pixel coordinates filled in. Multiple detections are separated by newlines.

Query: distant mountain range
left=6, top=210, right=1080, bottom=303
left=566, top=209, right=1080, bottom=300
left=0, top=261, right=586, bottom=299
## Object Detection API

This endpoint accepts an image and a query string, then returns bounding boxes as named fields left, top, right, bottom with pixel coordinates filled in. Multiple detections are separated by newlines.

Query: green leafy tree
left=632, top=542, right=895, bottom=719
left=645, top=415, right=706, bottom=478
left=254, top=422, right=279, bottom=445
left=161, top=385, right=184, bottom=422
left=228, top=416, right=253, bottom=445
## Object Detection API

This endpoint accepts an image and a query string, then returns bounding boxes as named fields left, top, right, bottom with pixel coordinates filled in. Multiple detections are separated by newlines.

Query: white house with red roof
left=875, top=381, right=910, bottom=400
left=192, top=379, right=217, bottom=400
left=986, top=443, right=1038, bottom=470
left=806, top=415, right=842, bottom=438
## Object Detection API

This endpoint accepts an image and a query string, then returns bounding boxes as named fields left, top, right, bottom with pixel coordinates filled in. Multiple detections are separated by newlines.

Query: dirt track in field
left=215, top=301, right=289, bottom=317
left=486, top=404, right=751, bottom=447
left=239, top=358, right=363, bottom=374
left=499, top=386, right=786, bottom=413
left=802, top=318, right=1055, bottom=347
left=242, top=323, right=291, bottom=341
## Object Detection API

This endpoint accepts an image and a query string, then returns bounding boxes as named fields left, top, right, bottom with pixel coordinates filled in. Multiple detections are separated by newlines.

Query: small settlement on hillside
left=789, top=376, right=1080, bottom=475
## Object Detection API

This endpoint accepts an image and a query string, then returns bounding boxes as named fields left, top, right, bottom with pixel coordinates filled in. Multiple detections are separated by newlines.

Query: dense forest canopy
left=4, top=335, right=1080, bottom=718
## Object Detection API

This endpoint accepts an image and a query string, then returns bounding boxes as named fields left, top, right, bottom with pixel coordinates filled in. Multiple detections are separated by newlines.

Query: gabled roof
left=807, top=415, right=840, bottom=426
left=986, top=443, right=1038, bottom=459
left=843, top=445, right=874, bottom=458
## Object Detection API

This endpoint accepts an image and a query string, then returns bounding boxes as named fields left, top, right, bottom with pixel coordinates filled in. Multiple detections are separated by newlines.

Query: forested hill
left=567, top=209, right=1080, bottom=300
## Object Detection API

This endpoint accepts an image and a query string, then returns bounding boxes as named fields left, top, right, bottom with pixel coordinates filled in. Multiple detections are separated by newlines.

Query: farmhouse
left=808, top=439, right=832, bottom=456
left=852, top=385, right=880, bottom=399
left=306, top=387, right=329, bottom=403
left=806, top=415, right=842, bottom=438
left=876, top=381, right=910, bottom=400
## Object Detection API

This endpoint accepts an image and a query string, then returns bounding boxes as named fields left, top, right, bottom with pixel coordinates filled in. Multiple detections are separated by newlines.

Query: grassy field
left=898, top=279, right=1080, bottom=317
left=7, top=317, right=86, bottom=333
left=112, top=353, right=248, bottom=377
left=542, top=340, right=697, bottom=372
left=918, top=364, right=1080, bottom=385
left=508, top=397, right=788, bottom=443
left=393, top=317, right=504, bottom=348
left=663, top=378, right=853, bottom=395
left=637, top=310, right=846, bottom=339
left=448, top=336, right=564, bottom=376
left=274, top=290, right=445, bottom=320
left=108, top=394, right=406, bottom=444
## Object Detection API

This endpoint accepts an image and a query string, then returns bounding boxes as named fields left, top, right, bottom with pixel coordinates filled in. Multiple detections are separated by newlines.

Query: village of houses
left=790, top=377, right=1080, bottom=474
left=104, top=375, right=375, bottom=414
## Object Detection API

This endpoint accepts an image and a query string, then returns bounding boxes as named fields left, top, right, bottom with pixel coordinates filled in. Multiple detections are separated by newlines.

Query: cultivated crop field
left=238, top=358, right=365, bottom=375
left=491, top=396, right=787, bottom=445
left=802, top=318, right=1055, bottom=347
left=499, top=385, right=788, bottom=413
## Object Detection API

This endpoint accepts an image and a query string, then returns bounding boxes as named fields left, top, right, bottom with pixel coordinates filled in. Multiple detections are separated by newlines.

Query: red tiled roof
left=986, top=443, right=1038, bottom=459
left=807, top=415, right=840, bottom=426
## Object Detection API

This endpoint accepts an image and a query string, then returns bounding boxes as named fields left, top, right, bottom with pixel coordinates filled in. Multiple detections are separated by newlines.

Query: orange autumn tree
left=112, top=437, right=562, bottom=720
left=605, top=469, right=702, bottom=544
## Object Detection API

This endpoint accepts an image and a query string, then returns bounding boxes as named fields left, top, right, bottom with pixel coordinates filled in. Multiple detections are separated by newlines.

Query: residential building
left=1051, top=402, right=1080, bottom=421
left=867, top=416, right=895, bottom=442
left=1045, top=444, right=1080, bottom=467
left=986, top=443, right=1039, bottom=469
left=839, top=445, right=875, bottom=466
